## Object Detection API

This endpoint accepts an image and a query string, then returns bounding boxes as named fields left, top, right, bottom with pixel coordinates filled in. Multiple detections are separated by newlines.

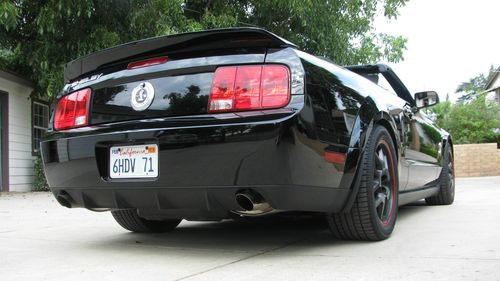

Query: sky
left=375, top=0, right=500, bottom=102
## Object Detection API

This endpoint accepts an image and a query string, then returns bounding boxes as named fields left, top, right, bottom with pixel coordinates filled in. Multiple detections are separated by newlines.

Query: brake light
left=208, top=65, right=290, bottom=113
left=54, top=88, right=91, bottom=130
left=127, top=57, right=168, bottom=70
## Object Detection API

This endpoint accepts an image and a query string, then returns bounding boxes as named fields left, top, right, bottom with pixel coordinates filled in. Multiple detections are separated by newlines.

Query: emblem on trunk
left=131, top=82, right=155, bottom=111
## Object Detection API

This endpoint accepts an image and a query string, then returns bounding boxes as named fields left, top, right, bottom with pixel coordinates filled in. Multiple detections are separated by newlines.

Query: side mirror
left=415, top=91, right=439, bottom=109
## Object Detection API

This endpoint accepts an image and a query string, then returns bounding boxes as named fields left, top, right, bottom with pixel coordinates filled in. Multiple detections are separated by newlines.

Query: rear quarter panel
left=295, top=51, right=408, bottom=197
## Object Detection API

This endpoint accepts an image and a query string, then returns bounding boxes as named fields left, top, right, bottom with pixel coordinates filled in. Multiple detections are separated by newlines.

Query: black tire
left=111, top=209, right=182, bottom=233
left=326, top=125, right=399, bottom=241
left=426, top=145, right=455, bottom=205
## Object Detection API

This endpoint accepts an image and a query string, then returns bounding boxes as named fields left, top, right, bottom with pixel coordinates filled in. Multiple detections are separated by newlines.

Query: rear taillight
left=54, top=88, right=91, bottom=130
left=208, top=65, right=290, bottom=113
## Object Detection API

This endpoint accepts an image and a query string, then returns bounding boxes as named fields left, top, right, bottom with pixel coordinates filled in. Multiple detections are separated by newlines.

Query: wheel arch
left=448, top=137, right=454, bottom=155
left=341, top=105, right=401, bottom=213
left=446, top=136, right=454, bottom=155
left=373, top=116, right=399, bottom=161
left=441, top=135, right=454, bottom=165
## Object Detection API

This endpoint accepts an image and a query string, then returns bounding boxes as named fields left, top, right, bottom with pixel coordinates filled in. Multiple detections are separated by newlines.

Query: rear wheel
left=326, top=125, right=398, bottom=241
left=111, top=209, right=182, bottom=233
left=426, top=145, right=455, bottom=205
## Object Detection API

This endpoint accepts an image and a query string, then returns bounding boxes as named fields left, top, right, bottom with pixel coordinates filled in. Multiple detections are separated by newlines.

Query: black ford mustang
left=41, top=28, right=454, bottom=241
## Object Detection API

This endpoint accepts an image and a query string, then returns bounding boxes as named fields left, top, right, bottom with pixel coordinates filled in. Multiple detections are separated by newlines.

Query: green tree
left=431, top=67, right=500, bottom=144
left=33, top=156, right=49, bottom=191
left=429, top=93, right=452, bottom=128
left=456, top=65, right=497, bottom=102
left=1, top=0, right=409, bottom=98
left=182, top=0, right=409, bottom=64
left=440, top=95, right=500, bottom=144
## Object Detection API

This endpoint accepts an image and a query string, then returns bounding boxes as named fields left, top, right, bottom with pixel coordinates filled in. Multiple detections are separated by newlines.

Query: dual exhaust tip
left=235, top=190, right=274, bottom=216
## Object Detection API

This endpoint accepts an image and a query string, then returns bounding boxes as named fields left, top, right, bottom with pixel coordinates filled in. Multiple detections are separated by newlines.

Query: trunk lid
left=59, top=28, right=296, bottom=126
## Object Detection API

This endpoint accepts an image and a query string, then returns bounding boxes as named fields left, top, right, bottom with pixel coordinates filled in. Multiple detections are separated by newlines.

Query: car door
left=403, top=109, right=441, bottom=189
left=348, top=65, right=440, bottom=191
left=375, top=69, right=440, bottom=190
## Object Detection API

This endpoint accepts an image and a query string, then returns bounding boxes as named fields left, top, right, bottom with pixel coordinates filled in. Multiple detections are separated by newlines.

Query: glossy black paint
left=346, top=64, right=450, bottom=192
left=42, top=28, right=450, bottom=220
left=91, top=72, right=213, bottom=124
left=64, top=28, right=296, bottom=81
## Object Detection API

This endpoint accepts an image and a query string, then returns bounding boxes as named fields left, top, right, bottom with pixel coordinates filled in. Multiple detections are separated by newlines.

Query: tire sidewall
left=442, top=145, right=455, bottom=202
left=364, top=126, right=399, bottom=239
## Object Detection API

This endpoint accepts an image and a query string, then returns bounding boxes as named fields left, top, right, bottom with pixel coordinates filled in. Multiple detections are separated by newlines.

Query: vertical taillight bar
left=54, top=88, right=91, bottom=130
left=208, top=64, right=290, bottom=113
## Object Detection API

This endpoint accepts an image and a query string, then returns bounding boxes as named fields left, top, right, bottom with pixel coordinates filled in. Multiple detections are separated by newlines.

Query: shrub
left=33, top=156, right=49, bottom=192
left=439, top=96, right=500, bottom=144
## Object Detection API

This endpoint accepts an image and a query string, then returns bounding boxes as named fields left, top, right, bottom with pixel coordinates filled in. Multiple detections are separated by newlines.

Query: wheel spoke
left=375, top=150, right=385, bottom=170
left=381, top=167, right=390, bottom=182
left=381, top=184, right=391, bottom=200
left=374, top=193, right=386, bottom=218
left=372, top=143, right=395, bottom=224
left=374, top=193, right=385, bottom=209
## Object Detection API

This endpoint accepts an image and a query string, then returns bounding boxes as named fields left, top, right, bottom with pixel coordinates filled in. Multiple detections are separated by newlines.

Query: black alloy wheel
left=426, top=145, right=455, bottom=205
left=373, top=141, right=397, bottom=226
left=327, top=125, right=399, bottom=241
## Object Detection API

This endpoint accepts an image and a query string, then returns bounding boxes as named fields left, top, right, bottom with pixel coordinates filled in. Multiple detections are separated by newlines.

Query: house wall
left=0, top=75, right=34, bottom=192
left=485, top=89, right=500, bottom=105
left=485, top=72, right=500, bottom=105
left=488, top=75, right=500, bottom=92
left=454, top=143, right=500, bottom=177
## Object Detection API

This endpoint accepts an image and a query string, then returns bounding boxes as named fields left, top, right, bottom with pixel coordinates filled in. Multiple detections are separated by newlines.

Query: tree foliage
left=429, top=93, right=452, bottom=126
left=33, top=156, right=49, bottom=191
left=438, top=96, right=500, bottom=144
left=456, top=65, right=497, bottom=102
left=430, top=66, right=499, bottom=144
left=1, top=0, right=409, bottom=98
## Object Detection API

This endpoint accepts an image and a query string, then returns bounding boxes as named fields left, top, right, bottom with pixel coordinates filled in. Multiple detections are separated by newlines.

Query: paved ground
left=1, top=177, right=500, bottom=281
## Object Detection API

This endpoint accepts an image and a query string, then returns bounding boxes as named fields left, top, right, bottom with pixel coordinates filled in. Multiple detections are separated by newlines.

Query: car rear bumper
left=52, top=185, right=349, bottom=220
left=41, top=110, right=353, bottom=219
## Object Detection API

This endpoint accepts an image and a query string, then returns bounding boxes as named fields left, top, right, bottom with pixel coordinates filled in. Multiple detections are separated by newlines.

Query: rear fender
left=440, top=134, right=453, bottom=166
left=340, top=98, right=401, bottom=212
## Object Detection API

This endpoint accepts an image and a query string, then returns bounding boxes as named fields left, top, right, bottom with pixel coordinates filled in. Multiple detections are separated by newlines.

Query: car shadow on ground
left=87, top=200, right=433, bottom=254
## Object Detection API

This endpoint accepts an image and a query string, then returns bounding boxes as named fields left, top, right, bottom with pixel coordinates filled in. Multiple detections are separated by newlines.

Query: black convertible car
left=41, top=28, right=454, bottom=241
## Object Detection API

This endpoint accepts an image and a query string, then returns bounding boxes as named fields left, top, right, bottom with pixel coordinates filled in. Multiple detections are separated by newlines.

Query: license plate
left=109, top=144, right=158, bottom=179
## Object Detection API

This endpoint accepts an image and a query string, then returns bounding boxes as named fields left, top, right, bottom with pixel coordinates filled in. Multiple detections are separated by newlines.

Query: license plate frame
left=109, top=144, right=159, bottom=179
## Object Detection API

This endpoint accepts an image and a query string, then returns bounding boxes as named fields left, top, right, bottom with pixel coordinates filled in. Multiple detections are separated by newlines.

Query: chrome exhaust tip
left=235, top=193, right=256, bottom=211
left=234, top=190, right=274, bottom=216
left=56, top=192, right=73, bottom=208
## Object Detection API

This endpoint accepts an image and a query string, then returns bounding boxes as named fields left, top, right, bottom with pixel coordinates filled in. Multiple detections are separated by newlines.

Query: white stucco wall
left=0, top=75, right=35, bottom=192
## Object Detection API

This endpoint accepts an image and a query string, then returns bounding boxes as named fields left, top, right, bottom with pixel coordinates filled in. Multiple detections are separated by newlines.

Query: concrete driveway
left=1, top=177, right=499, bottom=281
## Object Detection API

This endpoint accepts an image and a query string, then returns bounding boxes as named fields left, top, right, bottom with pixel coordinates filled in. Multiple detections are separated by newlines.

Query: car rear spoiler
left=64, top=28, right=297, bottom=82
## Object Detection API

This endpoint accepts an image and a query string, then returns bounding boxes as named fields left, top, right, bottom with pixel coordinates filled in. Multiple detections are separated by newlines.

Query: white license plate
left=109, top=144, right=158, bottom=179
